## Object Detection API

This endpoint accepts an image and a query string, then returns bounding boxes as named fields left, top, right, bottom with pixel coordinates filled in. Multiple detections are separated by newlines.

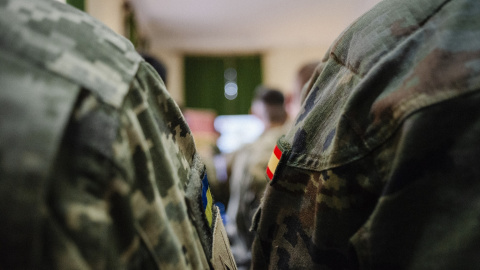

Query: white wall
left=262, top=46, right=328, bottom=94
left=83, top=2, right=330, bottom=107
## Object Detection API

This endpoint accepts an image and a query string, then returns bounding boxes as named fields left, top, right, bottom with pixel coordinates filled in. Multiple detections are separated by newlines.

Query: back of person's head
left=287, top=61, right=321, bottom=118
left=141, top=53, right=168, bottom=85
left=296, top=61, right=320, bottom=92
left=251, top=86, right=287, bottom=127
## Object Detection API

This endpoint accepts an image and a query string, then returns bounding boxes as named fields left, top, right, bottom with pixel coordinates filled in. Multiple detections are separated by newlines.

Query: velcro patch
left=266, top=145, right=282, bottom=181
left=211, top=208, right=237, bottom=269
left=201, top=173, right=213, bottom=227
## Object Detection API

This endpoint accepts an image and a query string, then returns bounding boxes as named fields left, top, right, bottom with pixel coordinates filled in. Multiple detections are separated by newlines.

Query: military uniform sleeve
left=251, top=0, right=480, bottom=269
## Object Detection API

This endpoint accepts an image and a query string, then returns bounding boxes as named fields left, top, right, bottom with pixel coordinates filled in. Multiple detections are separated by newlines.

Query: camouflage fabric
left=226, top=124, right=288, bottom=269
left=0, top=0, right=235, bottom=269
left=251, top=0, right=480, bottom=269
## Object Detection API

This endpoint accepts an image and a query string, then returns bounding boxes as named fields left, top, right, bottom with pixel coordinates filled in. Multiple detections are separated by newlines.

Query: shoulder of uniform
left=0, top=0, right=142, bottom=107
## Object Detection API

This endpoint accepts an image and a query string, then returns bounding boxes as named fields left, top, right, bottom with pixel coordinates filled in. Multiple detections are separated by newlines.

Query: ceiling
left=130, top=0, right=382, bottom=53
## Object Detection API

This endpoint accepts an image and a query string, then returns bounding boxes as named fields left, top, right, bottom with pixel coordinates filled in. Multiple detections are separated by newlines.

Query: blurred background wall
left=68, top=0, right=380, bottom=110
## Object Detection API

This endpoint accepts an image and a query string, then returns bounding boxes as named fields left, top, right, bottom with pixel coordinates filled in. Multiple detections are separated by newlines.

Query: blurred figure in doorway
left=285, top=61, right=322, bottom=120
left=226, top=87, right=289, bottom=269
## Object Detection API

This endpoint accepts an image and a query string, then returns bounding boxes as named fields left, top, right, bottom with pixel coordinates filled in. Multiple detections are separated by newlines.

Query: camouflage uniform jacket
left=0, top=0, right=235, bottom=269
left=251, top=0, right=480, bottom=269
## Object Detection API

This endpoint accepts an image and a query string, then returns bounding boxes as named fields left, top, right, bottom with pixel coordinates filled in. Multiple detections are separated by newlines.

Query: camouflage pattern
left=0, top=0, right=235, bottom=269
left=251, top=0, right=480, bottom=269
left=227, top=124, right=289, bottom=269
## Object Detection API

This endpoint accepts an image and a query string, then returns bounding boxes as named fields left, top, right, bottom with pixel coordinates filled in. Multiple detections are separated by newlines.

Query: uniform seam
left=315, top=0, right=455, bottom=168
left=327, top=0, right=452, bottom=79
left=289, top=88, right=480, bottom=173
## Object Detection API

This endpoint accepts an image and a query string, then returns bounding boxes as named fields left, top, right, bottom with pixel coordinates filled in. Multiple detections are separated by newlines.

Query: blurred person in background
left=141, top=53, right=168, bottom=86
left=251, top=0, right=480, bottom=268
left=285, top=61, right=321, bottom=121
left=0, top=0, right=235, bottom=269
left=225, top=87, right=289, bottom=269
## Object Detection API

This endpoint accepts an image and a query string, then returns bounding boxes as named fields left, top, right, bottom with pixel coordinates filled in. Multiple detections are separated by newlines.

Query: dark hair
left=297, top=61, right=321, bottom=89
left=254, top=86, right=285, bottom=106
left=253, top=86, right=287, bottom=124
left=141, top=53, right=167, bottom=85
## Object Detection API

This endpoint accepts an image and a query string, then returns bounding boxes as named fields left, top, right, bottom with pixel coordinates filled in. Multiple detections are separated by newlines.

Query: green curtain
left=184, top=55, right=263, bottom=115
left=66, top=0, right=85, bottom=11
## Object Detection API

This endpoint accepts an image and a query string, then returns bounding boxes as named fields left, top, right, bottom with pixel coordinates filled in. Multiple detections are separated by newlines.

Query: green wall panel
left=184, top=55, right=262, bottom=115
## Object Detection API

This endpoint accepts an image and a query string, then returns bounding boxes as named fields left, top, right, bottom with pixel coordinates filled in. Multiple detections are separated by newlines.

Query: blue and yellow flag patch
left=201, top=173, right=213, bottom=227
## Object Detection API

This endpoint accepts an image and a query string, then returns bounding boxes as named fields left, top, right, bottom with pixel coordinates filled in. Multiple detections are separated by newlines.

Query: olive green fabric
left=251, top=0, right=480, bottom=269
left=0, top=0, right=235, bottom=269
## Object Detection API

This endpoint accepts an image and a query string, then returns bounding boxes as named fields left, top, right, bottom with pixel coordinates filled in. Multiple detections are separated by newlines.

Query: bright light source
left=224, top=82, right=238, bottom=100
left=214, top=114, right=265, bottom=153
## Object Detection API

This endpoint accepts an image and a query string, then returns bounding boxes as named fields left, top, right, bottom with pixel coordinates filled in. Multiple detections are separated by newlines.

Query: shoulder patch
left=266, top=145, right=283, bottom=181
left=201, top=173, right=214, bottom=227
left=0, top=0, right=141, bottom=108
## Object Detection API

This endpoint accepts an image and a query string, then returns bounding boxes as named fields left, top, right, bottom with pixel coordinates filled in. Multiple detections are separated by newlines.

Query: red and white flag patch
left=266, top=145, right=282, bottom=181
